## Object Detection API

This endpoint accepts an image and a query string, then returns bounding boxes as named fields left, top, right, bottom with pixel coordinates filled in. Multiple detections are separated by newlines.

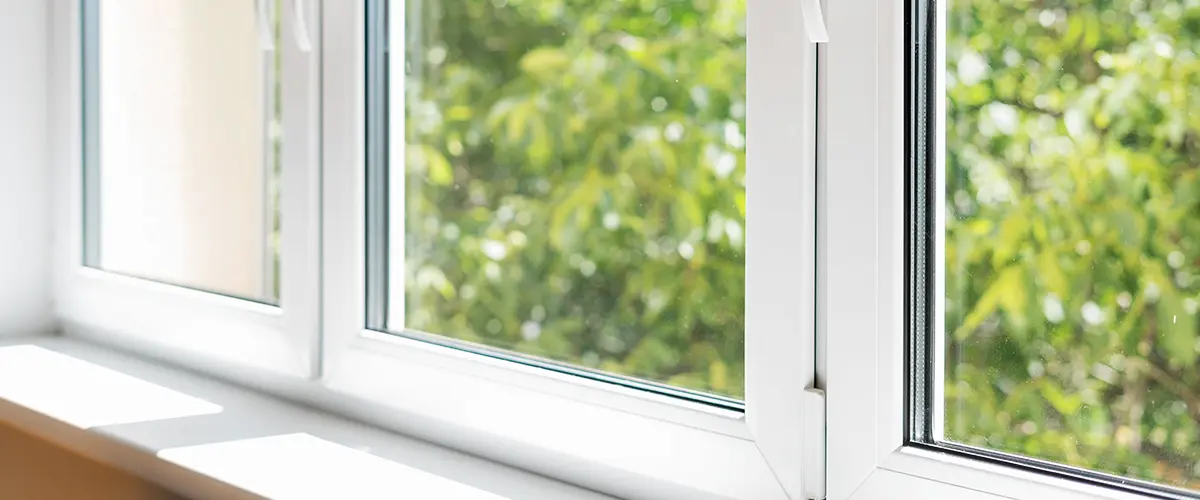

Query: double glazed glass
left=84, top=0, right=283, bottom=303
left=917, top=0, right=1200, bottom=493
left=371, top=0, right=748, bottom=399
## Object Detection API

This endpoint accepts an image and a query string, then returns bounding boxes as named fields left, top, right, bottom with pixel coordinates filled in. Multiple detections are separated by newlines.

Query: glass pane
left=943, top=0, right=1200, bottom=490
left=384, top=0, right=747, bottom=399
left=86, top=0, right=282, bottom=303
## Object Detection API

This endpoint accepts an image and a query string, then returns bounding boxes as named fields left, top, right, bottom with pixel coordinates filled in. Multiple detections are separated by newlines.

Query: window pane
left=943, top=0, right=1200, bottom=490
left=382, top=0, right=747, bottom=399
left=85, top=0, right=282, bottom=303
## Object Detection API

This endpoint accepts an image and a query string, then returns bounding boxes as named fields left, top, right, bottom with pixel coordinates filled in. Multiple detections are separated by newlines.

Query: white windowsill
left=0, top=336, right=612, bottom=500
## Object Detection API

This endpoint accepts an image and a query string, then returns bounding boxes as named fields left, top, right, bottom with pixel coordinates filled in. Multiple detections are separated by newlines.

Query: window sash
left=364, top=0, right=744, bottom=409
left=899, top=0, right=1200, bottom=496
left=56, top=0, right=319, bottom=378
left=824, top=0, right=1199, bottom=497
left=319, top=1, right=821, bottom=498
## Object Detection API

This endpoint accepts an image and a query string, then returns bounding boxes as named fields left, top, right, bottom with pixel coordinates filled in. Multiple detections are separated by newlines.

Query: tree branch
left=1134, top=357, right=1200, bottom=423
left=991, top=97, right=1064, bottom=118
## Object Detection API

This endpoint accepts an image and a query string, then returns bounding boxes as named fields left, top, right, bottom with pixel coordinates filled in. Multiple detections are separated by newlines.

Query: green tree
left=945, top=0, right=1200, bottom=487
left=399, top=0, right=747, bottom=397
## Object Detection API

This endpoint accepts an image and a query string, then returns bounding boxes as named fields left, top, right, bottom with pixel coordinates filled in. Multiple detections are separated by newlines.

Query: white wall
left=0, top=0, right=52, bottom=336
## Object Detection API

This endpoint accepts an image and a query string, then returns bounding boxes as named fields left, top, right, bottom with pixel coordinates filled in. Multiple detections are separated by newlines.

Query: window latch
left=802, top=387, right=827, bottom=500
left=800, top=0, right=829, bottom=43
left=290, top=0, right=314, bottom=53
left=254, top=0, right=274, bottom=52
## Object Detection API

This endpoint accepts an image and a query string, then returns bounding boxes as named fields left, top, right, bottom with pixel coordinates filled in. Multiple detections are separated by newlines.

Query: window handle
left=255, top=0, right=275, bottom=52
left=290, top=0, right=314, bottom=53
left=800, top=0, right=829, bottom=42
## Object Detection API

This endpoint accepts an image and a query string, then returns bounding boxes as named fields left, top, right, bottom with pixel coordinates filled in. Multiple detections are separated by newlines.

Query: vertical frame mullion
left=387, top=0, right=408, bottom=331
left=280, top=0, right=323, bottom=376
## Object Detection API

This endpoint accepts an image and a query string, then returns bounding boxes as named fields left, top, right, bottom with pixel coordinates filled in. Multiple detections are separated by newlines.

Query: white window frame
left=47, top=0, right=1199, bottom=498
left=52, top=0, right=322, bottom=378
left=823, top=0, right=1187, bottom=498
left=318, top=1, right=821, bottom=499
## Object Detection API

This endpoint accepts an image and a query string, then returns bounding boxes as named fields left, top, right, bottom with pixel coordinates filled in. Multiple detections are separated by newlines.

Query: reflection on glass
left=390, top=0, right=747, bottom=398
left=944, top=0, right=1200, bottom=489
left=91, top=0, right=282, bottom=302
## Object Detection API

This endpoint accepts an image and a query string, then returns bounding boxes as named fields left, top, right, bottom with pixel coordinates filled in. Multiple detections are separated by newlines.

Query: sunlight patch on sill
left=158, top=433, right=512, bottom=499
left=0, top=345, right=222, bottom=428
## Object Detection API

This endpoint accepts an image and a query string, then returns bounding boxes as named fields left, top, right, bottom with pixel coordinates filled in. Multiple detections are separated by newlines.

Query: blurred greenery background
left=396, top=0, right=747, bottom=398
left=944, top=0, right=1200, bottom=489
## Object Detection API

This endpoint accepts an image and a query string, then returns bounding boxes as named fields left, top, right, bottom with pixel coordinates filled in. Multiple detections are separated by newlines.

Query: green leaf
left=1082, top=12, right=1101, bottom=50
left=528, top=117, right=554, bottom=168
left=549, top=171, right=604, bottom=248
left=424, top=146, right=454, bottom=186
left=1037, top=250, right=1068, bottom=296
left=1063, top=14, right=1084, bottom=46
left=955, top=265, right=1025, bottom=340
left=519, top=47, right=571, bottom=78
left=486, top=97, right=521, bottom=130
left=991, top=215, right=1028, bottom=268
left=1038, top=380, right=1083, bottom=417
left=507, top=100, right=533, bottom=143
left=676, top=191, right=705, bottom=228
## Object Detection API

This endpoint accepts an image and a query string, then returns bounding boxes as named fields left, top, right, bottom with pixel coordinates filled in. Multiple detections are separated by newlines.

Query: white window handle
left=290, top=0, right=314, bottom=53
left=255, top=0, right=274, bottom=51
left=800, top=0, right=829, bottom=43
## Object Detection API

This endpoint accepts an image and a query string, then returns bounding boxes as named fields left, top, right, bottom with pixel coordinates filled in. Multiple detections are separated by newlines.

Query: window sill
left=0, top=335, right=611, bottom=500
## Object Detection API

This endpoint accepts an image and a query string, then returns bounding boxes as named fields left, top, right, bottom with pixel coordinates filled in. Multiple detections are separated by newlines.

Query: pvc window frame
left=823, top=0, right=1198, bottom=498
left=318, top=1, right=821, bottom=499
left=49, top=0, right=1200, bottom=497
left=54, top=0, right=322, bottom=378
left=53, top=0, right=823, bottom=498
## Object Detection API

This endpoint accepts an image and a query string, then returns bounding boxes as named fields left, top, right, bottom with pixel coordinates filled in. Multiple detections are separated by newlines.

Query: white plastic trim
left=51, top=0, right=320, bottom=378
left=823, top=0, right=1196, bottom=498
left=319, top=0, right=819, bottom=498
left=288, top=0, right=313, bottom=53
left=255, top=0, right=275, bottom=51
left=798, top=0, right=830, bottom=42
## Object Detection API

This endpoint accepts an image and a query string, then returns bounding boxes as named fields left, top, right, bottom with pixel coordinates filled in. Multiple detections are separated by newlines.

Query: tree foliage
left=400, top=0, right=747, bottom=397
left=945, top=0, right=1200, bottom=487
